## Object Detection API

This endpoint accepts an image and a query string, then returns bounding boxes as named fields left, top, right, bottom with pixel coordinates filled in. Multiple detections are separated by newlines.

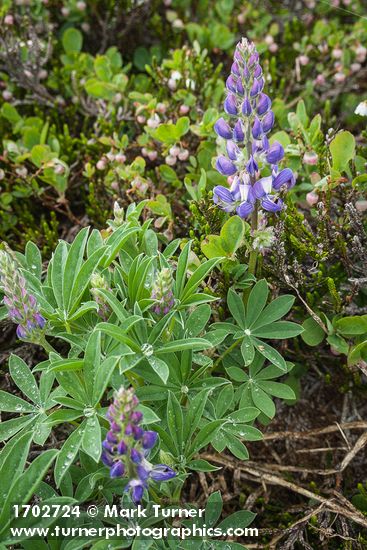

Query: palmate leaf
left=246, top=279, right=269, bottom=327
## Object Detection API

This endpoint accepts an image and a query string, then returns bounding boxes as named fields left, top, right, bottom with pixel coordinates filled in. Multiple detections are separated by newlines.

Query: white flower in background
left=355, top=101, right=367, bottom=116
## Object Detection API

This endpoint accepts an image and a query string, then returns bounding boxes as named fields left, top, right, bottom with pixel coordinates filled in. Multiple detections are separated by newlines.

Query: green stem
left=212, top=337, right=242, bottom=371
left=39, top=336, right=57, bottom=354
left=243, top=201, right=259, bottom=305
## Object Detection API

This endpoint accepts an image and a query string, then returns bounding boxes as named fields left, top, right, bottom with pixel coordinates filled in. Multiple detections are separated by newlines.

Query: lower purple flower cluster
left=101, top=387, right=176, bottom=503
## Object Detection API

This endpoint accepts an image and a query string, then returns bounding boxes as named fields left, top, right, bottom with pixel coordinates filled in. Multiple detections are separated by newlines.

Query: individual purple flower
left=224, top=94, right=237, bottom=115
left=0, top=249, right=46, bottom=342
left=214, top=118, right=232, bottom=140
left=272, top=168, right=295, bottom=190
left=233, top=120, right=244, bottom=142
left=257, top=93, right=272, bottom=116
left=226, top=140, right=240, bottom=161
left=262, top=111, right=275, bottom=133
left=266, top=142, right=284, bottom=165
left=101, top=387, right=176, bottom=504
left=213, top=186, right=236, bottom=212
left=216, top=156, right=237, bottom=176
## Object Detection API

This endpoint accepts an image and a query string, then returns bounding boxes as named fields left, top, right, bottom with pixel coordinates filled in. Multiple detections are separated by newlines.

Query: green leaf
left=147, top=356, right=169, bottom=384
left=94, top=55, right=112, bottom=82
left=92, top=356, right=120, bottom=406
left=63, top=227, right=89, bottom=310
left=175, top=241, right=190, bottom=298
left=185, top=389, right=210, bottom=441
left=187, top=459, right=221, bottom=472
left=167, top=392, right=184, bottom=453
left=241, top=334, right=255, bottom=366
left=0, top=391, right=34, bottom=413
left=330, top=131, right=355, bottom=172
left=301, top=317, right=325, bottom=346
left=252, top=321, right=303, bottom=339
left=82, top=416, right=101, bottom=462
left=0, top=416, right=35, bottom=442
left=55, top=425, right=83, bottom=487
left=257, top=381, right=296, bottom=400
left=253, top=339, right=287, bottom=371
left=188, top=420, right=224, bottom=456
left=335, top=315, right=367, bottom=336
left=348, top=340, right=367, bottom=366
left=0, top=432, right=33, bottom=514
left=205, top=491, right=223, bottom=527
left=251, top=385, right=275, bottom=418
left=228, top=407, right=260, bottom=423
left=227, top=288, right=246, bottom=329
left=220, top=215, right=245, bottom=255
left=225, top=432, right=249, bottom=460
left=218, top=510, right=256, bottom=530
left=155, top=338, right=212, bottom=354
left=69, top=247, right=106, bottom=314
left=252, top=295, right=295, bottom=329
left=25, top=242, right=42, bottom=280
left=186, top=304, right=211, bottom=337
left=181, top=257, right=221, bottom=301
left=246, top=279, right=269, bottom=327
left=62, top=28, right=83, bottom=54
left=9, top=355, right=41, bottom=405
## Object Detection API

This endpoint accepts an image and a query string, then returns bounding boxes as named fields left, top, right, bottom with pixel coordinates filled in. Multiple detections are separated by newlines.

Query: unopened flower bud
left=179, top=105, right=190, bottom=114
left=4, top=14, right=14, bottom=25
left=148, top=150, right=158, bottom=161
left=178, top=149, right=189, bottom=161
left=2, top=90, right=12, bottom=101
left=115, top=153, right=126, bottom=164
left=156, top=102, right=166, bottom=114
left=303, top=151, right=318, bottom=165
left=298, top=55, right=309, bottom=66
left=96, top=159, right=107, bottom=170
left=137, top=115, right=146, bottom=124
left=306, top=192, right=319, bottom=206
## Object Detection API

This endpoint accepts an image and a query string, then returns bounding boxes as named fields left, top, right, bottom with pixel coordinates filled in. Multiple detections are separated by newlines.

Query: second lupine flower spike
left=213, top=37, right=296, bottom=219
left=101, top=387, right=176, bottom=503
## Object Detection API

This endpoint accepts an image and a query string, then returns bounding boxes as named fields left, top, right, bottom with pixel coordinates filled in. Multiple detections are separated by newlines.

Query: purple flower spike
left=266, top=142, right=284, bottom=165
left=110, top=461, right=125, bottom=478
left=272, top=168, right=295, bottom=190
left=142, top=431, right=158, bottom=450
left=150, top=465, right=177, bottom=482
left=262, top=111, right=275, bottom=133
left=212, top=37, right=296, bottom=220
left=224, top=94, right=237, bottom=115
left=242, top=98, right=252, bottom=116
left=233, top=120, right=244, bottom=142
left=214, top=117, right=232, bottom=140
left=257, top=93, right=272, bottom=116
left=226, top=140, right=240, bottom=161
left=262, top=196, right=284, bottom=212
left=216, top=156, right=237, bottom=176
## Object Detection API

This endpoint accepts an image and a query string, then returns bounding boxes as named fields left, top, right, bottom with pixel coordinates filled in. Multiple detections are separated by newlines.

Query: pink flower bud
left=169, top=146, right=180, bottom=157
left=332, top=48, right=343, bottom=59
left=306, top=192, right=319, bottom=206
left=61, top=6, right=70, bottom=16
left=315, top=74, right=326, bottom=86
left=237, top=13, right=245, bottom=24
left=148, top=151, right=158, bottom=161
left=147, top=116, right=160, bottom=129
left=178, top=149, right=189, bottom=161
left=264, top=35, right=274, bottom=46
left=303, top=151, right=318, bottom=165
left=2, top=90, right=12, bottom=101
left=4, top=14, right=14, bottom=25
left=179, top=105, right=190, bottom=114
left=76, top=1, right=86, bottom=10
left=269, top=43, right=278, bottom=53
left=141, top=148, right=148, bottom=157
left=351, top=63, right=361, bottom=73
left=54, top=164, right=65, bottom=175
left=334, top=72, right=346, bottom=83
left=137, top=115, right=146, bottom=124
left=355, top=200, right=367, bottom=212
left=111, top=181, right=119, bottom=191
left=156, top=102, right=166, bottom=114
left=96, top=159, right=107, bottom=170
left=168, top=79, right=177, bottom=91
left=165, top=155, right=177, bottom=166
left=299, top=55, right=309, bottom=66
left=115, top=153, right=126, bottom=164
left=356, top=45, right=367, bottom=63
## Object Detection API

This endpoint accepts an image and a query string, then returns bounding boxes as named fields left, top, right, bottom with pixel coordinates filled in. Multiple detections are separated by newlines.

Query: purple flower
left=233, top=120, right=244, bottom=142
left=213, top=186, right=236, bottom=212
left=266, top=142, right=284, bottom=165
left=261, top=196, right=284, bottom=212
left=257, top=93, right=271, bottom=115
left=252, top=117, right=263, bottom=139
left=214, top=117, right=232, bottom=140
left=110, top=461, right=125, bottom=478
left=125, top=480, right=146, bottom=504
left=253, top=176, right=273, bottom=198
left=272, top=168, right=295, bottom=190
left=150, top=464, right=177, bottom=482
left=142, top=431, right=158, bottom=450
left=242, top=98, right=252, bottom=116
left=216, top=156, right=237, bottom=176
left=224, top=94, right=237, bottom=115
left=262, top=111, right=275, bottom=133
left=226, top=140, right=240, bottom=161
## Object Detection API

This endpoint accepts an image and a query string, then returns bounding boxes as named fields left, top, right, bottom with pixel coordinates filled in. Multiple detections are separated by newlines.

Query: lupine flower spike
left=150, top=268, right=175, bottom=316
left=213, top=38, right=296, bottom=218
left=101, top=387, right=176, bottom=503
left=0, top=249, right=46, bottom=342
